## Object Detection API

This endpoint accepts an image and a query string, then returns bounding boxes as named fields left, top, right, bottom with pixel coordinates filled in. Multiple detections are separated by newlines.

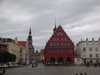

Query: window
left=83, top=47, right=86, bottom=52
left=61, top=43, right=63, bottom=46
left=20, top=48, right=22, bottom=53
left=61, top=38, right=64, bottom=41
left=50, top=43, right=53, bottom=46
left=64, top=38, right=66, bottom=41
left=57, top=32, right=63, bottom=36
left=56, top=43, right=59, bottom=46
left=96, top=47, right=98, bottom=52
left=89, top=47, right=92, bottom=51
left=64, top=43, right=67, bottom=47
left=56, top=38, right=59, bottom=41
left=89, top=54, right=93, bottom=58
left=96, top=54, right=99, bottom=58
left=83, top=55, right=86, bottom=58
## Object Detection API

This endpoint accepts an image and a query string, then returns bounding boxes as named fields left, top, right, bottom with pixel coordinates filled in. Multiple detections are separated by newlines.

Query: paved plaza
left=4, top=64, right=100, bottom=75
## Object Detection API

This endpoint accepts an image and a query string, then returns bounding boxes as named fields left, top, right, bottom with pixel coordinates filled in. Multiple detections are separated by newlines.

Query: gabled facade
left=43, top=25, right=75, bottom=64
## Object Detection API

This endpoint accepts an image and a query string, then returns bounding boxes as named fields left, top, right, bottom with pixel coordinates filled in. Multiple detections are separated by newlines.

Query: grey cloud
left=0, top=0, right=100, bottom=50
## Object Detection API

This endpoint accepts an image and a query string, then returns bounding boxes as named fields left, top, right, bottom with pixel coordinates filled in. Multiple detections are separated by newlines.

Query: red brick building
left=43, top=25, right=75, bottom=64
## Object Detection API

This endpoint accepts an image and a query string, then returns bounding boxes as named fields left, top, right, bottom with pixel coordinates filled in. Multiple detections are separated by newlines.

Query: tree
left=0, top=52, right=16, bottom=63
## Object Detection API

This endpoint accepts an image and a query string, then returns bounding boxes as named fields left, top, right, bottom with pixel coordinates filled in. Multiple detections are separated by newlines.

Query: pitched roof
left=17, top=41, right=27, bottom=47
left=45, top=25, right=74, bottom=49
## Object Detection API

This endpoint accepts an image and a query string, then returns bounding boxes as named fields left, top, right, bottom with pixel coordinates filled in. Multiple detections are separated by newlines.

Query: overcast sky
left=0, top=0, right=100, bottom=50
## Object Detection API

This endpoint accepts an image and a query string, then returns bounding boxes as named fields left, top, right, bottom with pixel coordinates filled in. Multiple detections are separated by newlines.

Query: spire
left=27, top=27, right=32, bottom=41
left=54, top=25, right=56, bottom=30
left=53, top=18, right=57, bottom=33
left=29, top=27, right=31, bottom=35
left=55, top=17, right=57, bottom=26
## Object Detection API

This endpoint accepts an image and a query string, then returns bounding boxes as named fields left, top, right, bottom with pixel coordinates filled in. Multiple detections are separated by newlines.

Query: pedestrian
left=2, top=67, right=6, bottom=74
left=84, top=72, right=87, bottom=75
left=75, top=72, right=78, bottom=75
left=80, top=72, right=83, bottom=75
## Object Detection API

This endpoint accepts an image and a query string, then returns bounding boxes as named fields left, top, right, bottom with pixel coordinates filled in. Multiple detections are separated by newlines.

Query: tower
left=27, top=27, right=34, bottom=64
left=53, top=18, right=57, bottom=33
left=53, top=25, right=56, bottom=33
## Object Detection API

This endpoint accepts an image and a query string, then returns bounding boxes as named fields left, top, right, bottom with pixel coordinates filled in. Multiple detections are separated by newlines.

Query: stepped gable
left=45, top=25, right=74, bottom=49
left=43, top=25, right=75, bottom=64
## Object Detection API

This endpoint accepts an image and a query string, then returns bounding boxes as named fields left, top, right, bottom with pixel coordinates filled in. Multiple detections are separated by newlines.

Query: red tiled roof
left=17, top=41, right=27, bottom=47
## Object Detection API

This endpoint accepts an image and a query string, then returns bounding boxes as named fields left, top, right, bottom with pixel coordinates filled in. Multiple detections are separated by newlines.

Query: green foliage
left=0, top=52, right=16, bottom=63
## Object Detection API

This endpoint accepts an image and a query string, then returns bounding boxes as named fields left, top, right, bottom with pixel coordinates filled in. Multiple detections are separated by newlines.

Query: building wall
left=0, top=38, right=21, bottom=63
left=18, top=46, right=28, bottom=64
left=3, top=38, right=28, bottom=64
left=0, top=38, right=30, bottom=64
left=17, top=41, right=29, bottom=65
left=0, top=43, right=8, bottom=53
left=76, top=38, right=100, bottom=64
left=43, top=25, right=75, bottom=64
left=7, top=41, right=21, bottom=64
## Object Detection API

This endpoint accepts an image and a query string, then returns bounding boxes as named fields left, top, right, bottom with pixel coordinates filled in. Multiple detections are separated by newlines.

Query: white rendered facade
left=76, top=38, right=100, bottom=64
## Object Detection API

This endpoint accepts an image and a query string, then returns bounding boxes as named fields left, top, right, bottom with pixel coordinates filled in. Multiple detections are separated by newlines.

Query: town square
left=4, top=64, right=100, bottom=75
left=0, top=0, right=100, bottom=75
